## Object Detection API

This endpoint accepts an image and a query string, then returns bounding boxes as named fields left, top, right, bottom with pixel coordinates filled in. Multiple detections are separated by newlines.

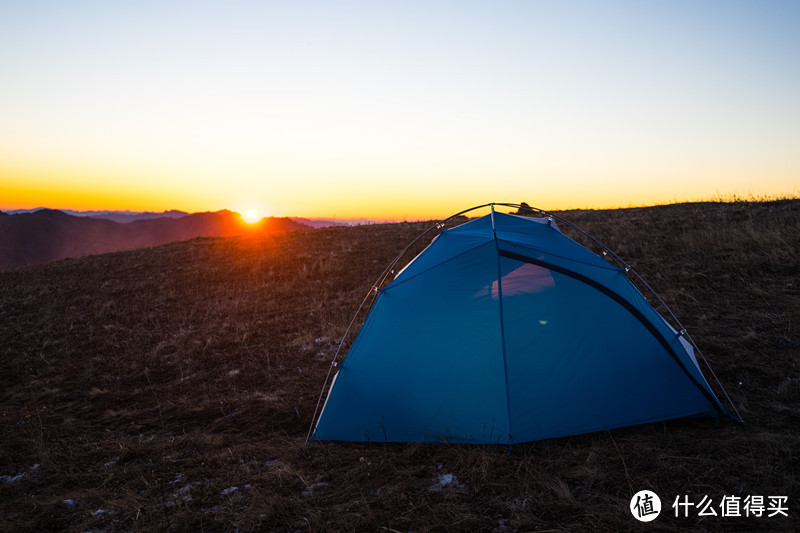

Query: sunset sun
left=242, top=208, right=261, bottom=224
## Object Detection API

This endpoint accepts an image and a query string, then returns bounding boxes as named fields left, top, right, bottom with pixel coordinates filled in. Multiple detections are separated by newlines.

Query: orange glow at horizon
left=1, top=170, right=798, bottom=222
left=1, top=137, right=798, bottom=221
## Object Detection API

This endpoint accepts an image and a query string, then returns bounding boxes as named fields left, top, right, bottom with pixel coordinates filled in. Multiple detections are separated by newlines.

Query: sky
left=1, top=1, right=798, bottom=220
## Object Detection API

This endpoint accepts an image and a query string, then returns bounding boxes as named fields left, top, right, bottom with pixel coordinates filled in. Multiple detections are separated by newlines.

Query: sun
left=242, top=208, right=261, bottom=224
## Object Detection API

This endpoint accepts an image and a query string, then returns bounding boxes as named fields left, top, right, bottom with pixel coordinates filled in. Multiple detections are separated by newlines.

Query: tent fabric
left=311, top=211, right=727, bottom=444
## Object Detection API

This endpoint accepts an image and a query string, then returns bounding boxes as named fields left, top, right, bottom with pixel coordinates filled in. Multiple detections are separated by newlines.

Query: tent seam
left=385, top=238, right=493, bottom=291
left=498, top=248, right=726, bottom=417
left=493, top=235, right=515, bottom=446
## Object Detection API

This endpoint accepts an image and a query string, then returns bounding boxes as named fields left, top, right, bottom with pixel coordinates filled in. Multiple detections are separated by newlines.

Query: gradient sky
left=1, top=1, right=798, bottom=220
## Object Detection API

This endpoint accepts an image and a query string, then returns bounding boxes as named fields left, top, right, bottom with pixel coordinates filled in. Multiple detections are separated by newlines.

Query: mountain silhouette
left=5, top=208, right=191, bottom=223
left=0, top=209, right=309, bottom=270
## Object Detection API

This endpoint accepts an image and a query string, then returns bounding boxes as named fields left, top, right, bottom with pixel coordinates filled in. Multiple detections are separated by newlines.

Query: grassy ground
left=1, top=199, right=797, bottom=532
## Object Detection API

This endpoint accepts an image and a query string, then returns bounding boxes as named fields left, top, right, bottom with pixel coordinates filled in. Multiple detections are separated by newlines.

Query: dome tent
left=308, top=204, right=738, bottom=445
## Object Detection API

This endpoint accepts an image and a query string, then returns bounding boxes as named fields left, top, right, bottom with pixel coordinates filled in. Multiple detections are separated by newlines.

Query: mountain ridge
left=0, top=209, right=310, bottom=270
left=2, top=207, right=373, bottom=228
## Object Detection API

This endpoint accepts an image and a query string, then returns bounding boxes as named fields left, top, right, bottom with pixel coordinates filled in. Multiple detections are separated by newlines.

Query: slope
left=0, top=200, right=797, bottom=531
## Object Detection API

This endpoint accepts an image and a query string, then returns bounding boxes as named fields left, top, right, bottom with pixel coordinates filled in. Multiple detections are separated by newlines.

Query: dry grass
left=1, top=200, right=798, bottom=531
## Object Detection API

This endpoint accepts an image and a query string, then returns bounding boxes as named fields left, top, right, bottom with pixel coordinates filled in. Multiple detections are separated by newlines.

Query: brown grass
left=1, top=199, right=798, bottom=531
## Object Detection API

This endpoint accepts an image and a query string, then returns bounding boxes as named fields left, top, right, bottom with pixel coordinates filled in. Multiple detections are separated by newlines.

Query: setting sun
left=242, top=208, right=260, bottom=224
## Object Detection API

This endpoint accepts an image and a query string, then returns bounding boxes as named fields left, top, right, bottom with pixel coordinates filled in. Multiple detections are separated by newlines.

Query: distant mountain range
left=3, top=208, right=358, bottom=228
left=0, top=209, right=310, bottom=270
left=286, top=217, right=345, bottom=229
left=3, top=208, right=192, bottom=223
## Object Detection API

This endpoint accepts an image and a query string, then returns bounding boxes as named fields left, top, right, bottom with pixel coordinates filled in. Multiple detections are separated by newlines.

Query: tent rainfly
left=308, top=203, right=738, bottom=445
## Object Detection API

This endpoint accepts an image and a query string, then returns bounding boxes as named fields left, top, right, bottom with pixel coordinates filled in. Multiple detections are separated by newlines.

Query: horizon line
left=1, top=192, right=798, bottom=223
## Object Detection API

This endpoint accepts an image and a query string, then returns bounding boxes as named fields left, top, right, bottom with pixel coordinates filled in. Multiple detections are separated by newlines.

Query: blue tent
left=310, top=206, right=732, bottom=444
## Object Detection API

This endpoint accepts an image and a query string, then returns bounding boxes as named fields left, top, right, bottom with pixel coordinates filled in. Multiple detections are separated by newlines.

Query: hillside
left=0, top=209, right=309, bottom=270
left=0, top=200, right=798, bottom=531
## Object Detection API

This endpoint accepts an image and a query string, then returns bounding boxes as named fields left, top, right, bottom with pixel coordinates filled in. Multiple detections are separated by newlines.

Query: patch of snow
left=63, top=499, right=76, bottom=509
left=1, top=464, right=39, bottom=484
left=172, top=481, right=203, bottom=500
left=315, top=337, right=328, bottom=344
left=429, top=472, right=464, bottom=492
left=92, top=509, right=115, bottom=517
left=175, top=482, right=201, bottom=495
left=167, top=480, right=204, bottom=506
left=220, top=486, right=238, bottom=497
left=1, top=473, right=24, bottom=483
